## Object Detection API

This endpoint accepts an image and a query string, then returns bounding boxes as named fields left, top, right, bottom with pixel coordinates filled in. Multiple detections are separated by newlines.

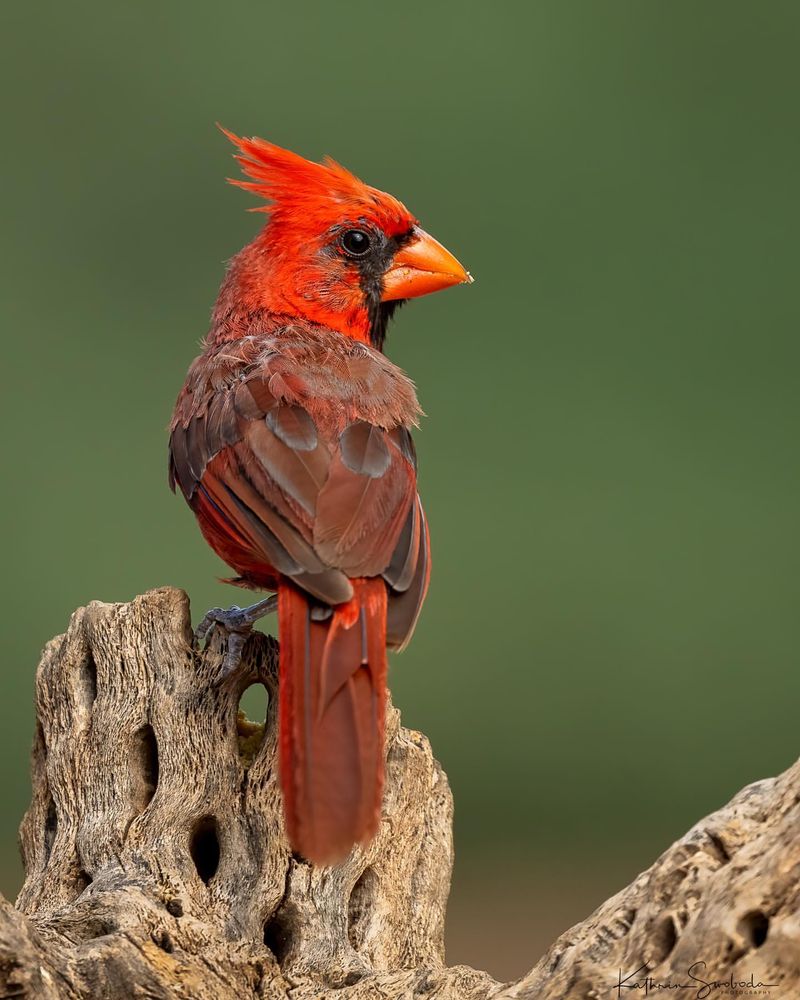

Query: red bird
left=169, top=129, right=471, bottom=864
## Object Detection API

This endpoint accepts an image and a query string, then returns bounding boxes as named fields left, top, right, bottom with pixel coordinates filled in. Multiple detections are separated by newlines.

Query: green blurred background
left=2, top=0, right=799, bottom=980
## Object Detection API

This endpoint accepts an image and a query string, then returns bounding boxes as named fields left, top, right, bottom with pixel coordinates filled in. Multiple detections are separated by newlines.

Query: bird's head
left=215, top=128, right=471, bottom=349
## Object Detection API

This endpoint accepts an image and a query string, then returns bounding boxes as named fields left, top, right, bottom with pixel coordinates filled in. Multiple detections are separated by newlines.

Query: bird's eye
left=341, top=229, right=371, bottom=257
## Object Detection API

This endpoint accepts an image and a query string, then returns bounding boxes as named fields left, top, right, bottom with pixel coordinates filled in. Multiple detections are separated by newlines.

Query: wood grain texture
left=3, top=587, right=798, bottom=998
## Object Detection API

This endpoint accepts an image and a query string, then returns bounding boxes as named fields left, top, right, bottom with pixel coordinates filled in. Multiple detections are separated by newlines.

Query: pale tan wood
left=2, top=587, right=795, bottom=998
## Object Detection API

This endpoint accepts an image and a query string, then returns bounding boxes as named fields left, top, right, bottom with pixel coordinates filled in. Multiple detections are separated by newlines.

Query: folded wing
left=169, top=360, right=429, bottom=637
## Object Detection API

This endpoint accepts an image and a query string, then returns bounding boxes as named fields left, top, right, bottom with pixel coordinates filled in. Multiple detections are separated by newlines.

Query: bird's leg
left=195, top=594, right=278, bottom=677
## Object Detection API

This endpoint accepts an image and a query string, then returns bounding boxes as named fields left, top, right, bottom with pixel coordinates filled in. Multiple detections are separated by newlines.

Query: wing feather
left=245, top=419, right=329, bottom=516
left=314, top=433, right=413, bottom=577
left=386, top=497, right=430, bottom=650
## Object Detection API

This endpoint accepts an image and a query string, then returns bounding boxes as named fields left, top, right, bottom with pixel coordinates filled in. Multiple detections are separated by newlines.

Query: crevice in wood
left=705, top=828, right=731, bottom=865
left=43, top=793, right=57, bottom=861
left=78, top=650, right=98, bottom=711
left=347, top=866, right=377, bottom=951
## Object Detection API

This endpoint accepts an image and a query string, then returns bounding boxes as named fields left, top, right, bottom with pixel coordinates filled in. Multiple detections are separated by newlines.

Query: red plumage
left=169, top=129, right=468, bottom=864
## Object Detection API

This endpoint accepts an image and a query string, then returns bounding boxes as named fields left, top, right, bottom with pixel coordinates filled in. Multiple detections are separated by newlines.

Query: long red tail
left=277, top=578, right=388, bottom=865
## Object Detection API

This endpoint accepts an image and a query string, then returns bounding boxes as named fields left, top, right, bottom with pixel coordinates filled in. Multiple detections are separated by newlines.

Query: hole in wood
left=263, top=909, right=291, bottom=965
left=348, top=867, right=378, bottom=950
left=152, top=929, right=174, bottom=953
left=130, top=724, right=159, bottom=814
left=75, top=869, right=92, bottom=896
left=738, top=909, right=769, bottom=949
left=190, top=815, right=220, bottom=884
left=650, top=914, right=678, bottom=963
left=237, top=682, right=268, bottom=766
left=79, top=650, right=98, bottom=710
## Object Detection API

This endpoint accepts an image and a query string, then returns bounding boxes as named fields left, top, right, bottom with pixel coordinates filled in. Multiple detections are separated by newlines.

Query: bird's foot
left=195, top=595, right=278, bottom=678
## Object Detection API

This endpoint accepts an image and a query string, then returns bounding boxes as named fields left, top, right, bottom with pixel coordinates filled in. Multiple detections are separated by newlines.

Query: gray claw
left=195, top=607, right=230, bottom=644
left=194, top=596, right=278, bottom=678
left=220, top=631, right=248, bottom=678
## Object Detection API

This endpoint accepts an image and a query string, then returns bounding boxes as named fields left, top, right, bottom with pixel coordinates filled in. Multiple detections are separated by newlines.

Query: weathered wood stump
left=2, top=588, right=798, bottom=998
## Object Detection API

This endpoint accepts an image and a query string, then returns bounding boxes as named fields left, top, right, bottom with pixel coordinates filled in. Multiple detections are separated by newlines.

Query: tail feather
left=278, top=578, right=387, bottom=865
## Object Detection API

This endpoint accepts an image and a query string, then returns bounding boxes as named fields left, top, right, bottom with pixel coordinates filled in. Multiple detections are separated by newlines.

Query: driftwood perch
left=2, top=588, right=797, bottom=998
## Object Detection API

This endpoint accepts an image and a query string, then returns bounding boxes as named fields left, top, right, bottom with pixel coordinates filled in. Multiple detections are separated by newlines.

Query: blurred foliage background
left=2, top=0, right=799, bottom=980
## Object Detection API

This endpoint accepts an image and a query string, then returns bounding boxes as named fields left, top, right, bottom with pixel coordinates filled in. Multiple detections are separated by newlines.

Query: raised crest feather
left=218, top=125, right=415, bottom=235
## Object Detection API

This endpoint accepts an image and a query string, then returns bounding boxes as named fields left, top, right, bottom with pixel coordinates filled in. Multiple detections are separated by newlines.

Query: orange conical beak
left=381, top=226, right=473, bottom=301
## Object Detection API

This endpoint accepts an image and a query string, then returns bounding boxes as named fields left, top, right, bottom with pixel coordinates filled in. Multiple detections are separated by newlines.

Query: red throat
left=211, top=235, right=374, bottom=344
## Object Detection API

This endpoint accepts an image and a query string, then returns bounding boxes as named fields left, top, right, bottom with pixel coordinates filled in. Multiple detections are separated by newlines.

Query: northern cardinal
left=169, top=129, right=471, bottom=864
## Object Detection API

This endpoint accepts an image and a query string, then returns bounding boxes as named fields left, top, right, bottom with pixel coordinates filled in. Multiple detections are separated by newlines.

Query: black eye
left=341, top=229, right=371, bottom=257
